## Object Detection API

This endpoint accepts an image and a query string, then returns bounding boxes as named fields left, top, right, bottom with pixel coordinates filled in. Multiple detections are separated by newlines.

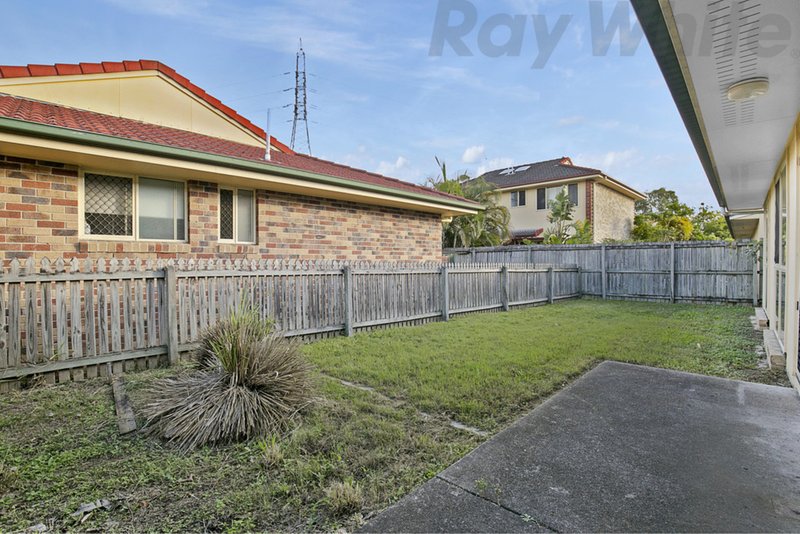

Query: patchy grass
left=305, top=300, right=784, bottom=431
left=0, top=300, right=782, bottom=532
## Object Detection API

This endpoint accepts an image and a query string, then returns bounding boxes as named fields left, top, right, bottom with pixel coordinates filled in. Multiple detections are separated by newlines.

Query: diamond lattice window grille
left=220, top=189, right=234, bottom=240
left=84, top=173, right=133, bottom=236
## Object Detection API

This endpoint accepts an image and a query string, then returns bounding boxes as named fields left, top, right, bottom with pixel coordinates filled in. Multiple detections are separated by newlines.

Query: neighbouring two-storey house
left=0, top=60, right=479, bottom=264
left=478, top=157, right=645, bottom=243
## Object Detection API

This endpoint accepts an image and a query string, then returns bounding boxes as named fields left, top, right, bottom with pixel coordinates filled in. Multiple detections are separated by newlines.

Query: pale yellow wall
left=593, top=183, right=635, bottom=242
left=0, top=71, right=264, bottom=147
left=499, top=180, right=588, bottom=233
left=761, top=114, right=800, bottom=392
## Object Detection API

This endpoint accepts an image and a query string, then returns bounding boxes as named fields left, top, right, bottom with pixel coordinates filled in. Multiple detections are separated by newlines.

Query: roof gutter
left=630, top=0, right=728, bottom=211
left=0, top=116, right=480, bottom=212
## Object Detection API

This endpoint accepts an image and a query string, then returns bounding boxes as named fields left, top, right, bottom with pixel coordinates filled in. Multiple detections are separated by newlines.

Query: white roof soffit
left=665, top=0, right=800, bottom=211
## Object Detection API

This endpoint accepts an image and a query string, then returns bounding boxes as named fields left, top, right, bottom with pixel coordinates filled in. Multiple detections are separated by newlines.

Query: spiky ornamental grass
left=143, top=309, right=314, bottom=451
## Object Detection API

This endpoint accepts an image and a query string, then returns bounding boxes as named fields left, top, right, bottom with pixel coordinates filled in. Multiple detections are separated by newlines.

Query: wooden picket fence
left=446, top=241, right=760, bottom=304
left=0, top=257, right=580, bottom=389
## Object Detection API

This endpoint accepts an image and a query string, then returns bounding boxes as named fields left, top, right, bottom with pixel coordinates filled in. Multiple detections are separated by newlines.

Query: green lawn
left=305, top=300, right=782, bottom=431
left=0, top=300, right=784, bottom=532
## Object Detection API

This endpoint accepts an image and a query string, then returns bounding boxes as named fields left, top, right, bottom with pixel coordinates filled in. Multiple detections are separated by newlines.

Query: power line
left=290, top=39, right=312, bottom=155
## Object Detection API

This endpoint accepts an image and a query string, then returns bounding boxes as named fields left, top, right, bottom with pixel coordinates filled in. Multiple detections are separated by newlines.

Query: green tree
left=632, top=188, right=731, bottom=242
left=568, top=219, right=594, bottom=244
left=691, top=203, right=731, bottom=241
left=427, top=158, right=510, bottom=248
left=542, top=188, right=593, bottom=244
left=633, top=188, right=694, bottom=241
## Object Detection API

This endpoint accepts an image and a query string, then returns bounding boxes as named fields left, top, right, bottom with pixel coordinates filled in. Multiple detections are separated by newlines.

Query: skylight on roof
left=499, top=165, right=531, bottom=175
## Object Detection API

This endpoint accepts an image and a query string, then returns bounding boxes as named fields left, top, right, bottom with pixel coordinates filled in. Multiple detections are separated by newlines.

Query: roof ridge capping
left=0, top=59, right=294, bottom=154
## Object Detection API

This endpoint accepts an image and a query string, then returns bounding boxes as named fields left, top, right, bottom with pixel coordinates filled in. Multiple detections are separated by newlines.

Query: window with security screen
left=219, top=188, right=255, bottom=243
left=84, top=173, right=133, bottom=236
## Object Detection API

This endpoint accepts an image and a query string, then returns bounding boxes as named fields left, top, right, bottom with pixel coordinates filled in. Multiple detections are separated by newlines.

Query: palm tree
left=427, top=157, right=510, bottom=248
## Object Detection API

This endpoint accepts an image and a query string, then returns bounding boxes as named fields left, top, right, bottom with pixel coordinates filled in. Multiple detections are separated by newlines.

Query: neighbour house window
left=83, top=173, right=185, bottom=240
left=511, top=190, right=526, bottom=207
left=84, top=173, right=133, bottom=236
left=219, top=188, right=256, bottom=243
left=537, top=184, right=578, bottom=210
left=568, top=183, right=578, bottom=205
left=537, top=188, right=546, bottom=209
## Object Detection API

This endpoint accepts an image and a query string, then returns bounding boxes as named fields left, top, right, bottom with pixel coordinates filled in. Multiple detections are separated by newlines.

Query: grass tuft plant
left=324, top=479, right=363, bottom=516
left=143, top=308, right=313, bottom=451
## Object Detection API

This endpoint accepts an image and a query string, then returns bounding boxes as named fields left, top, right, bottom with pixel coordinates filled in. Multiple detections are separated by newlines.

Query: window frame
left=536, top=184, right=579, bottom=211
left=537, top=188, right=546, bottom=210
left=79, top=170, right=188, bottom=243
left=773, top=165, right=787, bottom=345
left=218, top=187, right=257, bottom=244
left=510, top=190, right=526, bottom=208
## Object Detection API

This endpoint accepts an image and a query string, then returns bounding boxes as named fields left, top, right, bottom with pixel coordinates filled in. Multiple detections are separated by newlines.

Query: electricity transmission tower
left=290, top=39, right=311, bottom=154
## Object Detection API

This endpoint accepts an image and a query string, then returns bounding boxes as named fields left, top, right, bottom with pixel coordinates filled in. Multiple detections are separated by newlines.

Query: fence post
left=343, top=265, right=354, bottom=336
left=501, top=265, right=509, bottom=311
left=547, top=266, right=554, bottom=304
left=752, top=254, right=759, bottom=307
left=164, top=266, right=179, bottom=365
left=576, top=266, right=582, bottom=297
left=601, top=245, right=607, bottom=300
left=440, top=265, right=450, bottom=321
left=470, top=249, right=477, bottom=263
left=670, top=242, right=676, bottom=303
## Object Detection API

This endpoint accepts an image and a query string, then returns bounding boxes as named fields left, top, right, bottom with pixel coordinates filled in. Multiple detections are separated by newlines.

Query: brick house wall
left=0, top=153, right=443, bottom=264
left=592, top=182, right=635, bottom=242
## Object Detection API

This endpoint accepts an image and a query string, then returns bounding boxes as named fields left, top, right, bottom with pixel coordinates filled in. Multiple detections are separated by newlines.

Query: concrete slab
left=361, top=477, right=552, bottom=533
left=363, top=362, right=800, bottom=533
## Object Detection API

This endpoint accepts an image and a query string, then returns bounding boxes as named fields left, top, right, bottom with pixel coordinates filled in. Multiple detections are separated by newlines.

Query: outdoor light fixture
left=726, top=77, right=770, bottom=102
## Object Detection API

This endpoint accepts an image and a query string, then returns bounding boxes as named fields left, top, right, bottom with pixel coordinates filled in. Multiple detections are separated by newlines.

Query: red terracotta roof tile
left=55, top=63, right=82, bottom=76
left=28, top=65, right=58, bottom=76
left=0, top=66, right=30, bottom=77
left=122, top=60, right=142, bottom=71
left=78, top=62, right=104, bottom=74
left=0, top=60, right=286, bottom=152
left=101, top=61, right=125, bottom=73
left=0, top=93, right=474, bottom=207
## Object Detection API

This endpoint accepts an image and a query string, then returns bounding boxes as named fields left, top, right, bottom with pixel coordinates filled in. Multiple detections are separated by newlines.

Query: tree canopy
left=632, top=188, right=730, bottom=242
left=427, top=158, right=511, bottom=248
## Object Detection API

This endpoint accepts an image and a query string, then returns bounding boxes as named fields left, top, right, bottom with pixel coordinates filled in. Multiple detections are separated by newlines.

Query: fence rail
left=446, top=241, right=760, bottom=304
left=0, top=257, right=579, bottom=386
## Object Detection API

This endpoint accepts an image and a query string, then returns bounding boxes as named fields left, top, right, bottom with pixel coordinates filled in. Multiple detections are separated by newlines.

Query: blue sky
left=2, top=0, right=718, bottom=208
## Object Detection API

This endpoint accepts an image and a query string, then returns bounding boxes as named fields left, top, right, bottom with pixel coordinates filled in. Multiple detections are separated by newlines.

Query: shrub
left=257, top=435, right=284, bottom=468
left=324, top=479, right=363, bottom=516
left=142, top=308, right=313, bottom=451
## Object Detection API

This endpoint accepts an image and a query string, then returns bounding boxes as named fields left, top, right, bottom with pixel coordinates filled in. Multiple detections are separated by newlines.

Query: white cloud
left=414, top=64, right=540, bottom=103
left=377, top=156, right=413, bottom=177
left=572, top=23, right=585, bottom=50
left=552, top=65, right=575, bottom=80
left=102, top=0, right=391, bottom=69
left=575, top=149, right=639, bottom=172
left=557, top=115, right=585, bottom=127
left=461, top=145, right=485, bottom=164
left=476, top=157, right=515, bottom=177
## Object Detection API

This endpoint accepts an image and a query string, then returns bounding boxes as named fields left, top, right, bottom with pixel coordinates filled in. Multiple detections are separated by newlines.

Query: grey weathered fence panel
left=447, top=241, right=759, bottom=304
left=0, top=257, right=582, bottom=386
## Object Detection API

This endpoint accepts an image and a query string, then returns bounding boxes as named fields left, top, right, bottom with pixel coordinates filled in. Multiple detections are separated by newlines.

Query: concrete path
left=362, top=361, right=800, bottom=533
